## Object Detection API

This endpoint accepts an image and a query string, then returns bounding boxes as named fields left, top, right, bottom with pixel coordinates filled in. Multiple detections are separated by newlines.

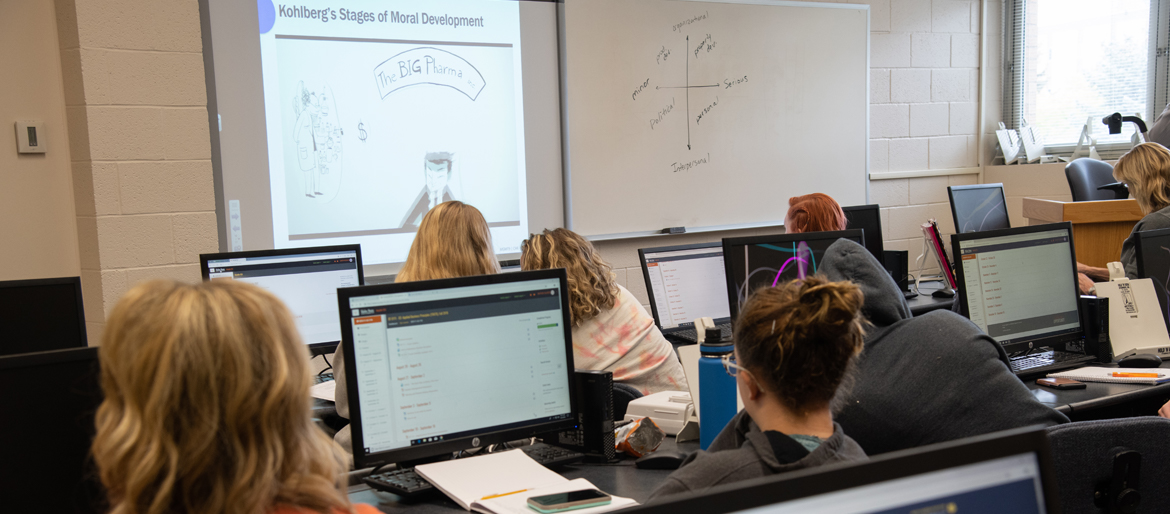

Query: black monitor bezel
left=199, top=244, right=364, bottom=354
left=637, top=242, right=732, bottom=333
left=951, top=222, right=1084, bottom=355
left=337, top=268, right=579, bottom=470
left=841, top=204, right=885, bottom=259
left=721, top=230, right=864, bottom=321
left=625, top=426, right=1058, bottom=514
left=0, top=276, right=88, bottom=356
left=948, top=183, right=1011, bottom=234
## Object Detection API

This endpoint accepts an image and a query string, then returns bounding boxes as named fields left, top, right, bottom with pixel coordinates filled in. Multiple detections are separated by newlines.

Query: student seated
left=784, top=193, right=847, bottom=233
left=820, top=239, right=1068, bottom=455
left=1077, top=142, right=1170, bottom=289
left=648, top=277, right=868, bottom=499
left=92, top=280, right=378, bottom=514
left=334, top=200, right=500, bottom=452
left=521, top=228, right=686, bottom=394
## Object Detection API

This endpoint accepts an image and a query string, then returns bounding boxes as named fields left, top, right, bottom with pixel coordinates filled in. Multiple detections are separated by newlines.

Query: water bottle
left=698, top=328, right=737, bottom=450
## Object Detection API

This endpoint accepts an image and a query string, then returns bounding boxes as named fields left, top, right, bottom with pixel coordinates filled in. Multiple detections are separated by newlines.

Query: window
left=1002, top=0, right=1170, bottom=154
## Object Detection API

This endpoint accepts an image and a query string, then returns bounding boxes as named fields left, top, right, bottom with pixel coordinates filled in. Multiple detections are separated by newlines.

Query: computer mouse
left=1117, top=354, right=1163, bottom=368
left=634, top=451, right=689, bottom=470
left=931, top=289, right=956, bottom=298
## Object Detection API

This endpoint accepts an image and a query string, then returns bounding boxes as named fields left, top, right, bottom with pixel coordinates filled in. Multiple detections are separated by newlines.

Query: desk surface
left=349, top=438, right=699, bottom=513
left=906, top=281, right=955, bottom=316
left=1025, top=362, right=1170, bottom=417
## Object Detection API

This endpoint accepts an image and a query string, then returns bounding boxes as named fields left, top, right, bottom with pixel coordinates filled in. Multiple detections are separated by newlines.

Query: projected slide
left=257, top=0, right=528, bottom=263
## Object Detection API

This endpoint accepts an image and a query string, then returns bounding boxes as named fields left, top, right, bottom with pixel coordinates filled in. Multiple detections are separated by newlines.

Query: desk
left=907, top=281, right=955, bottom=316
left=1026, top=362, right=1170, bottom=421
left=348, top=438, right=700, bottom=513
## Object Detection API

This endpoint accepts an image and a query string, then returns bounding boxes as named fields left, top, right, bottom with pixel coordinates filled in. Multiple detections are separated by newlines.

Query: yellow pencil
left=481, top=489, right=531, bottom=500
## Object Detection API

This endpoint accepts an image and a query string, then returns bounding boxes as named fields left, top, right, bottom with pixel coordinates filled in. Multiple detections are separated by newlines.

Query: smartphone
left=1036, top=378, right=1086, bottom=389
left=527, top=489, right=612, bottom=513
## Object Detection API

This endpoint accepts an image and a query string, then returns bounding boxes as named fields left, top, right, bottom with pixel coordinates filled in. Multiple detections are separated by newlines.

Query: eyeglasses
left=722, top=354, right=746, bottom=377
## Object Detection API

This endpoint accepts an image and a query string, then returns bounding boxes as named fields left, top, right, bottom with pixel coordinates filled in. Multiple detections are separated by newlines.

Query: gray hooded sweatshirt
left=820, top=239, right=1069, bottom=455
left=648, top=410, right=867, bottom=500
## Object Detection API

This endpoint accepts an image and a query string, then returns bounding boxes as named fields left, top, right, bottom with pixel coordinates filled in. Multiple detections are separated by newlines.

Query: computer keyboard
left=362, top=443, right=585, bottom=498
left=313, top=372, right=334, bottom=384
left=668, top=324, right=733, bottom=344
left=1009, top=350, right=1095, bottom=377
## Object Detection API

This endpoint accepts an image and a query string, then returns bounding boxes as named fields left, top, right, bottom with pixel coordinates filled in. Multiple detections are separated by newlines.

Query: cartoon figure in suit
left=400, top=152, right=457, bottom=229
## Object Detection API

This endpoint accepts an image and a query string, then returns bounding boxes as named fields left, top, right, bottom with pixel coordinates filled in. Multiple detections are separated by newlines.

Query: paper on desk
left=1048, top=367, right=1170, bottom=385
left=414, top=450, right=567, bottom=511
left=475, top=478, right=638, bottom=514
left=309, top=380, right=335, bottom=402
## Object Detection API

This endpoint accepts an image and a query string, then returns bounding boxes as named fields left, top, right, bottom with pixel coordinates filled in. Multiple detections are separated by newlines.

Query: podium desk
left=1022, top=198, right=1143, bottom=268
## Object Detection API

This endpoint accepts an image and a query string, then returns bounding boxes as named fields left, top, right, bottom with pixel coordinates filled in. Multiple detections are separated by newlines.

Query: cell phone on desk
left=1036, top=378, right=1086, bottom=389
left=527, top=489, right=612, bottom=513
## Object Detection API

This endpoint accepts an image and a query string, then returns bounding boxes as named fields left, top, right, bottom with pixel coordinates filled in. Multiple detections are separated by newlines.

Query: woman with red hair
left=785, top=193, right=847, bottom=233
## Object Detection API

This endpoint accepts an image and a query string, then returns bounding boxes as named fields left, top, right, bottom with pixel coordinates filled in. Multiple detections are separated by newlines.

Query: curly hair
left=92, top=280, right=353, bottom=514
left=520, top=228, right=619, bottom=326
left=733, top=276, right=865, bottom=414
left=1113, top=142, right=1170, bottom=215
left=785, top=193, right=847, bottom=233
left=397, top=201, right=501, bottom=282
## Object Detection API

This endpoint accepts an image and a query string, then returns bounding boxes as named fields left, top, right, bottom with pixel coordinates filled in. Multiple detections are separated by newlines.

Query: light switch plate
left=15, top=121, right=46, bottom=154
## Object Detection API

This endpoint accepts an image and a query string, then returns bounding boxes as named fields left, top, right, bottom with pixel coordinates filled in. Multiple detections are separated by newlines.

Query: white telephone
left=694, top=317, right=716, bottom=344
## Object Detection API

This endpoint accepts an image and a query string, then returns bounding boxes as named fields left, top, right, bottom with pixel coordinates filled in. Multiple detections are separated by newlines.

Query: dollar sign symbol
left=358, top=121, right=367, bottom=142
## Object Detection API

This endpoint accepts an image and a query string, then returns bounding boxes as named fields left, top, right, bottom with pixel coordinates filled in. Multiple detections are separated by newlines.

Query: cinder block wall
left=55, top=0, right=219, bottom=343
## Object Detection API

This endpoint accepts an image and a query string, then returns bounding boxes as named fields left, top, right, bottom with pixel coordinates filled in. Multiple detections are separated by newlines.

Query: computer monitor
left=1134, top=227, right=1170, bottom=335
left=625, top=427, right=1057, bottom=514
left=841, top=204, right=885, bottom=260
left=951, top=223, right=1084, bottom=355
left=722, top=230, right=864, bottom=320
left=0, top=276, right=88, bottom=357
left=337, top=269, right=578, bottom=469
left=638, top=243, right=731, bottom=335
left=948, top=183, right=1011, bottom=234
left=0, top=347, right=105, bottom=512
left=200, top=245, right=363, bottom=355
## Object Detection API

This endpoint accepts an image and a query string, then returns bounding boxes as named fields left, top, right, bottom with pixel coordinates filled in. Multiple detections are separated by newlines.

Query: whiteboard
left=562, top=0, right=869, bottom=238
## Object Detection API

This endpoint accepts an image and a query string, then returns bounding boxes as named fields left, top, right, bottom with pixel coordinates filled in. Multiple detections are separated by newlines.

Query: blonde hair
left=1114, top=142, right=1170, bottom=214
left=520, top=228, right=618, bottom=326
left=92, top=280, right=352, bottom=514
left=397, top=201, right=500, bottom=283
left=733, top=276, right=865, bottom=414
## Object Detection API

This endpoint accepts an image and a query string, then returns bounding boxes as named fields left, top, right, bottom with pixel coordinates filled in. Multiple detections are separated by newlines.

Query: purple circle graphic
left=258, top=0, right=276, bottom=34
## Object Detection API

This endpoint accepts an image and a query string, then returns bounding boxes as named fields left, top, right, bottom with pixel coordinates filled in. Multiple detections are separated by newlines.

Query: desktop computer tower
left=541, top=369, right=616, bottom=462
left=882, top=250, right=910, bottom=292
left=1079, top=295, right=1113, bottom=363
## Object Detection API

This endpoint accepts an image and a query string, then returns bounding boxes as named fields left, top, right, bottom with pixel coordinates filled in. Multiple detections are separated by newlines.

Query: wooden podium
left=1022, top=198, right=1143, bottom=268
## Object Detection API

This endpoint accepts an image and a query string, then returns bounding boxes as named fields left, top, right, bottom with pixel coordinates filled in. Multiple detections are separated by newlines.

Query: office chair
left=1066, top=158, right=1129, bottom=201
left=1046, top=417, right=1170, bottom=513
left=612, top=383, right=643, bottom=421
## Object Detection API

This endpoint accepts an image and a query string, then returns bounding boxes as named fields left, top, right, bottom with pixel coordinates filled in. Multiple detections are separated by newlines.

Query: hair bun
left=793, top=279, right=862, bottom=339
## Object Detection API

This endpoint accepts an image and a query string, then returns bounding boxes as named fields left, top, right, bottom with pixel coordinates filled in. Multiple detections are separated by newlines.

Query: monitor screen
left=339, top=269, right=577, bottom=468
left=952, top=224, right=1083, bottom=354
left=0, top=348, right=105, bottom=512
left=842, top=204, right=885, bottom=260
left=0, top=277, right=87, bottom=357
left=949, top=184, right=1011, bottom=234
left=639, top=243, right=731, bottom=331
left=1135, top=227, right=1170, bottom=335
left=625, top=427, right=1056, bottom=514
left=201, top=245, right=363, bottom=352
left=722, top=230, right=864, bottom=320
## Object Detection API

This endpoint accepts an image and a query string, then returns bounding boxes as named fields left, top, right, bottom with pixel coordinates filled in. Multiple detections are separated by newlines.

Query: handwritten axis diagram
left=632, top=16, right=748, bottom=172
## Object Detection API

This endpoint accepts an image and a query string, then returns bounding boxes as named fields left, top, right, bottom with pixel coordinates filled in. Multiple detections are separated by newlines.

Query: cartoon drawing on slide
left=399, top=151, right=461, bottom=229
left=291, top=81, right=343, bottom=201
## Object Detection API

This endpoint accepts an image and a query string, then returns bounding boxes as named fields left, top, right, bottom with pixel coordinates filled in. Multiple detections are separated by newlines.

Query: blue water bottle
left=698, top=328, right=737, bottom=450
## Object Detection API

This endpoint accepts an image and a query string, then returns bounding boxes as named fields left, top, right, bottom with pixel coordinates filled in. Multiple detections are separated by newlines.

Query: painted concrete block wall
left=55, top=0, right=219, bottom=343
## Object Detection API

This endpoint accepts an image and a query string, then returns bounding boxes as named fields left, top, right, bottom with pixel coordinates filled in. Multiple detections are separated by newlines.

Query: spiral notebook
left=1047, top=367, right=1170, bottom=385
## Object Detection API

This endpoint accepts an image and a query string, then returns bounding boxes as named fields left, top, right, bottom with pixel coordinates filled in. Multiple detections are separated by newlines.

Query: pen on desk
left=1112, top=372, right=1161, bottom=378
left=481, top=488, right=531, bottom=500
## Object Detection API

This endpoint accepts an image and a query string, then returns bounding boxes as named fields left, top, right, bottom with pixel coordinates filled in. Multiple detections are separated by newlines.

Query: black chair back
left=1066, top=158, right=1128, bottom=201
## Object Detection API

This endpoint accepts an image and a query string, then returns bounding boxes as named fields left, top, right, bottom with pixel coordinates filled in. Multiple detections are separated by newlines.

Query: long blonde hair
left=521, top=228, right=618, bottom=326
left=397, top=201, right=500, bottom=282
left=92, top=280, right=352, bottom=514
left=1114, top=142, right=1170, bottom=214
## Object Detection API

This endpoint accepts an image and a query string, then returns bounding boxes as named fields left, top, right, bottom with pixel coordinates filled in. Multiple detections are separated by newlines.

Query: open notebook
left=1047, top=367, right=1170, bottom=385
